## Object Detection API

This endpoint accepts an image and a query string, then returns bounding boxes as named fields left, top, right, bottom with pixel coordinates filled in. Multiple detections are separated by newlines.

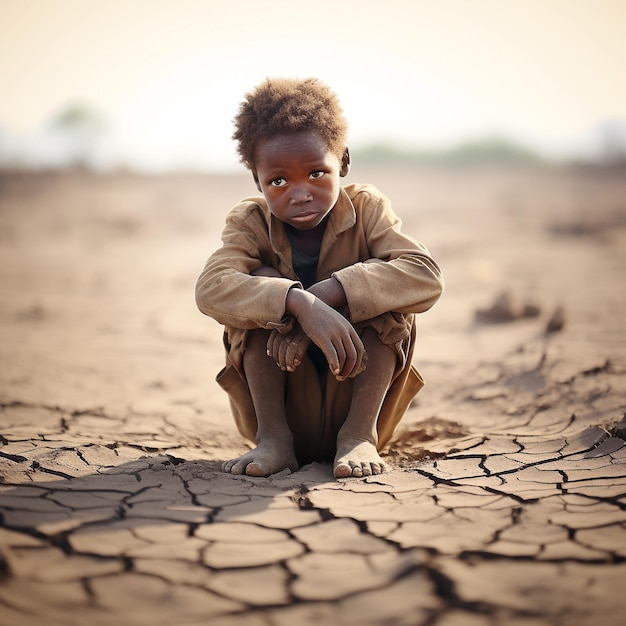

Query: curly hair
left=232, top=77, right=349, bottom=171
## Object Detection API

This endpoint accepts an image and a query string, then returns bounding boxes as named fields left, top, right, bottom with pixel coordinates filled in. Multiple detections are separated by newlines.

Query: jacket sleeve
left=331, top=188, right=443, bottom=323
left=195, top=203, right=300, bottom=331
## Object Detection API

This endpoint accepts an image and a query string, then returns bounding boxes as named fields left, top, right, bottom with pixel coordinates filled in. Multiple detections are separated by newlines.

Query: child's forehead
left=260, top=130, right=326, bottom=151
left=255, top=131, right=335, bottom=166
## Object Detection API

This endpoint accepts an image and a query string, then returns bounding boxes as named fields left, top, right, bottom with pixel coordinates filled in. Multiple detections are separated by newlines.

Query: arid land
left=1, top=164, right=625, bottom=626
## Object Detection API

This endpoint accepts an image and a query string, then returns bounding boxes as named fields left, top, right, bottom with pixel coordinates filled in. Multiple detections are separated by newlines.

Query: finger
left=270, top=332, right=290, bottom=368
left=266, top=330, right=281, bottom=360
left=291, top=333, right=309, bottom=368
left=339, top=331, right=365, bottom=379
left=352, top=354, right=367, bottom=377
left=277, top=336, right=291, bottom=370
left=284, top=339, right=301, bottom=371
left=277, top=332, right=301, bottom=370
left=319, top=340, right=340, bottom=377
left=331, top=339, right=348, bottom=380
left=335, top=340, right=355, bottom=380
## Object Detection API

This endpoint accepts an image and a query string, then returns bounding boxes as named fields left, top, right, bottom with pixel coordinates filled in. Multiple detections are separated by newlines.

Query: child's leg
left=223, top=328, right=299, bottom=477
left=334, top=326, right=396, bottom=478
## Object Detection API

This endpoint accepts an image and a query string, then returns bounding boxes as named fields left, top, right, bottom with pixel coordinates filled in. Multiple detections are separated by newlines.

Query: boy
left=196, top=77, right=443, bottom=479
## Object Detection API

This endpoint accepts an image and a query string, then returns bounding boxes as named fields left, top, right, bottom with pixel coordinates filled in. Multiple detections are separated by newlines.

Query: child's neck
left=285, top=217, right=328, bottom=258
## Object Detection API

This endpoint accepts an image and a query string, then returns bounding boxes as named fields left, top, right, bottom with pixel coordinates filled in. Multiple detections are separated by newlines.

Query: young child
left=196, top=77, right=443, bottom=479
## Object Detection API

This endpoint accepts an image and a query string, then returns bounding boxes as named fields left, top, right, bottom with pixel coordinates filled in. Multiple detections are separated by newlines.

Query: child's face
left=253, top=131, right=349, bottom=231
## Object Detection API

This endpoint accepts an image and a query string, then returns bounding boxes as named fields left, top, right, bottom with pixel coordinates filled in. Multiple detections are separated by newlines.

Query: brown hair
left=232, top=77, right=348, bottom=171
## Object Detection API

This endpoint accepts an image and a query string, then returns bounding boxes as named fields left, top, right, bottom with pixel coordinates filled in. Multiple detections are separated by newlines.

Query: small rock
left=546, top=305, right=565, bottom=333
left=475, top=292, right=517, bottom=323
left=521, top=302, right=541, bottom=318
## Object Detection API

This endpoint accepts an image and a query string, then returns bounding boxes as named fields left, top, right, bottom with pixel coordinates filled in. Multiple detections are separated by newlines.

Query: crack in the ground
left=610, top=414, right=626, bottom=441
left=1, top=359, right=624, bottom=625
left=0, top=450, right=28, bottom=463
left=417, top=424, right=625, bottom=486
left=292, top=484, right=336, bottom=522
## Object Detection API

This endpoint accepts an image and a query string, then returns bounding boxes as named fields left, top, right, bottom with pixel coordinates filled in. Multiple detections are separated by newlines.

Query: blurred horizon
left=2, top=0, right=625, bottom=172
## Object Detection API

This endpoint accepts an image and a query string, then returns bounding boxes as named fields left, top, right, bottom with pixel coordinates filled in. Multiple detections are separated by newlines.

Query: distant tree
left=48, top=103, right=106, bottom=168
left=354, top=136, right=542, bottom=166
left=444, top=136, right=541, bottom=166
left=354, top=142, right=414, bottom=164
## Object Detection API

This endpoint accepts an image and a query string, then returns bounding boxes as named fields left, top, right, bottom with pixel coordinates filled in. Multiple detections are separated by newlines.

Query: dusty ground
left=0, top=164, right=625, bottom=626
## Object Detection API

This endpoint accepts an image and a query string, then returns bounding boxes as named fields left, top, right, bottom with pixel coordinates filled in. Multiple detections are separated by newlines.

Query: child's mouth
left=290, top=212, right=318, bottom=225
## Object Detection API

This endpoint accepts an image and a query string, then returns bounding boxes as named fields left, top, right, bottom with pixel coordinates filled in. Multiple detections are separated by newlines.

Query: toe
left=245, top=461, right=268, bottom=477
left=229, top=459, right=250, bottom=475
left=334, top=462, right=352, bottom=478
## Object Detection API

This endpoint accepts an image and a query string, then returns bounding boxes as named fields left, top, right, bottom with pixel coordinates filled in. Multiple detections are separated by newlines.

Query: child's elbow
left=418, top=274, right=444, bottom=313
left=195, top=276, right=212, bottom=315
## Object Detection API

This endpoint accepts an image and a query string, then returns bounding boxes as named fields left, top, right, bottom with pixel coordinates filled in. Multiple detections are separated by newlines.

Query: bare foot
left=223, top=438, right=299, bottom=477
left=333, top=437, right=388, bottom=478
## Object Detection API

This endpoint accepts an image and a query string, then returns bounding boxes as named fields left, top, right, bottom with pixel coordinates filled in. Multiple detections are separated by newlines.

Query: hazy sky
left=1, top=0, right=625, bottom=169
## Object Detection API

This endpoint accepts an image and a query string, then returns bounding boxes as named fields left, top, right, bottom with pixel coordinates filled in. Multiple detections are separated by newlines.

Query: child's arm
left=331, top=187, right=444, bottom=323
left=256, top=269, right=363, bottom=380
left=196, top=204, right=300, bottom=333
left=252, top=267, right=345, bottom=308
left=284, top=286, right=365, bottom=381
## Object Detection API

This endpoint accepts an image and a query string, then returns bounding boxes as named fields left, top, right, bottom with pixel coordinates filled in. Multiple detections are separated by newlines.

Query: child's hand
left=266, top=326, right=310, bottom=372
left=286, top=289, right=366, bottom=381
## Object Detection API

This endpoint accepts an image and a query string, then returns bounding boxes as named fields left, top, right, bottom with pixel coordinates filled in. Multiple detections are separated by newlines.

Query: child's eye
left=310, top=170, right=325, bottom=180
left=270, top=178, right=287, bottom=187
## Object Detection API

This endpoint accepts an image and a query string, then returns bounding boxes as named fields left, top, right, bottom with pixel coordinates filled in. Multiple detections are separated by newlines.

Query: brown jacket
left=196, top=183, right=443, bottom=372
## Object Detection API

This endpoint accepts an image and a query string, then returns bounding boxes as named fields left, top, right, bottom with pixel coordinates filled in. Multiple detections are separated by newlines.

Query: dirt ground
left=1, top=164, right=625, bottom=626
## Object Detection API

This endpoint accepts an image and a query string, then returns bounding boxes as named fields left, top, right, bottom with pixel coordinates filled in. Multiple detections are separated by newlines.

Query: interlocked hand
left=252, top=267, right=367, bottom=380
left=290, top=293, right=366, bottom=381
left=267, top=325, right=310, bottom=372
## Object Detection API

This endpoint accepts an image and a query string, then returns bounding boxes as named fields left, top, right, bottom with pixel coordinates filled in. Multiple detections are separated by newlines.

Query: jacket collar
left=266, top=186, right=356, bottom=254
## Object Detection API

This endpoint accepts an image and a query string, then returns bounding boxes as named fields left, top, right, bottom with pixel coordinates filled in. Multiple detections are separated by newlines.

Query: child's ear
left=340, top=147, right=351, bottom=177
left=252, top=172, right=262, bottom=192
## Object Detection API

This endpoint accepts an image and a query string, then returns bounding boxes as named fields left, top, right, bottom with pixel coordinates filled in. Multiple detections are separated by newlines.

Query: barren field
left=1, top=164, right=625, bottom=625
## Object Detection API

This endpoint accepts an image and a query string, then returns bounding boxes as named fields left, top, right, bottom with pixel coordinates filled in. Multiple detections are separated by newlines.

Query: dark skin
left=222, top=131, right=397, bottom=478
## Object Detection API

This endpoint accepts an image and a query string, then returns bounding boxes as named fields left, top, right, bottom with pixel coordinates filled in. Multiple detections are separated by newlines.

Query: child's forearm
left=253, top=268, right=346, bottom=309
left=285, top=286, right=315, bottom=318
left=248, top=269, right=346, bottom=322
left=284, top=278, right=347, bottom=319
left=284, top=285, right=364, bottom=380
left=307, top=277, right=346, bottom=309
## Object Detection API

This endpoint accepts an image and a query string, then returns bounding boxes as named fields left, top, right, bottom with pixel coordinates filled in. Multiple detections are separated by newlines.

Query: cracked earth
left=1, top=166, right=625, bottom=625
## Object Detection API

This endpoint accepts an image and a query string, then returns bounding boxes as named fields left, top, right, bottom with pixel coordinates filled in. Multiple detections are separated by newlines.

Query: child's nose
left=290, top=185, right=313, bottom=205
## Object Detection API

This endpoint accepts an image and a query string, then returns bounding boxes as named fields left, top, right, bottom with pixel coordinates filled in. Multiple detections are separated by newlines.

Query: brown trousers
left=216, top=320, right=424, bottom=464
